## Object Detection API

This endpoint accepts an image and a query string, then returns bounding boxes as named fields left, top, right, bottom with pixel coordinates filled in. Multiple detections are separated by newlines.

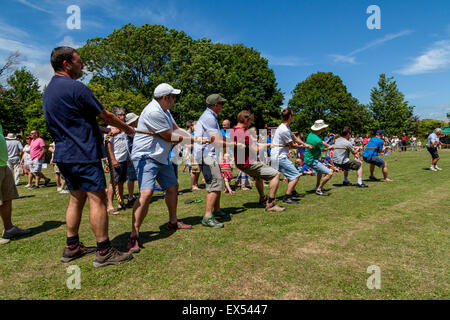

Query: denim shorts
left=58, top=162, right=106, bottom=192
left=275, top=157, right=300, bottom=181
left=127, top=161, right=137, bottom=181
left=306, top=160, right=331, bottom=175
left=363, top=156, right=385, bottom=168
left=133, top=157, right=178, bottom=191
left=110, top=161, right=128, bottom=183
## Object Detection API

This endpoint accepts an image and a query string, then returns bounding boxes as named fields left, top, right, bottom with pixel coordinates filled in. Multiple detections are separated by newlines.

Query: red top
left=231, top=126, right=256, bottom=170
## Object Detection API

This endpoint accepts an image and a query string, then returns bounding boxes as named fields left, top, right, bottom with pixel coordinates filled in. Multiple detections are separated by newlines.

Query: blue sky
left=1, top=0, right=449, bottom=120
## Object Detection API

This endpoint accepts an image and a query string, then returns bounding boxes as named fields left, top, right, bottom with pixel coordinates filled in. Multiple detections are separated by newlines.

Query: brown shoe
left=61, top=242, right=96, bottom=263
left=93, top=247, right=133, bottom=268
left=265, top=201, right=286, bottom=212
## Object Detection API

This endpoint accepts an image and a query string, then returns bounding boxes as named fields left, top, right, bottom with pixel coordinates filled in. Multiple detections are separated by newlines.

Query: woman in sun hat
left=304, top=120, right=335, bottom=196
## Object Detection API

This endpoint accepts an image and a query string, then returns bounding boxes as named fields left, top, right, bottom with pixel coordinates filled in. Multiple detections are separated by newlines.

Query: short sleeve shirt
left=43, top=76, right=106, bottom=163
left=106, top=126, right=129, bottom=162
left=0, top=123, right=8, bottom=167
left=427, top=133, right=439, bottom=147
left=332, top=137, right=354, bottom=165
left=193, top=108, right=221, bottom=160
left=30, top=137, right=45, bottom=161
left=363, top=137, right=384, bottom=158
left=131, top=99, right=175, bottom=165
left=6, top=140, right=23, bottom=163
left=304, top=132, right=323, bottom=163
left=271, top=123, right=293, bottom=160
left=231, top=126, right=256, bottom=170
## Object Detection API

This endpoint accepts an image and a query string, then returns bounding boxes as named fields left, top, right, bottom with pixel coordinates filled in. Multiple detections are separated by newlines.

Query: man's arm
left=97, top=110, right=134, bottom=135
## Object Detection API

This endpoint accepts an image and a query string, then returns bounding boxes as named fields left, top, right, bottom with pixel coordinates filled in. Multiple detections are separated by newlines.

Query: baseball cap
left=206, top=94, right=227, bottom=105
left=154, top=83, right=181, bottom=98
left=376, top=130, right=385, bottom=136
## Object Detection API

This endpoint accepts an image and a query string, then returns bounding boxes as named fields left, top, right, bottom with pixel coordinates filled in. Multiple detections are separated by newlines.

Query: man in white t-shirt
left=427, top=128, right=443, bottom=171
left=271, top=109, right=311, bottom=204
left=106, top=107, right=130, bottom=214
left=5, top=133, right=23, bottom=186
left=127, top=83, right=193, bottom=253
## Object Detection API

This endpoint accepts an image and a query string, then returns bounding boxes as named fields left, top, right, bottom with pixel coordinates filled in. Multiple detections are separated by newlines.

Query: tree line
left=0, top=24, right=447, bottom=142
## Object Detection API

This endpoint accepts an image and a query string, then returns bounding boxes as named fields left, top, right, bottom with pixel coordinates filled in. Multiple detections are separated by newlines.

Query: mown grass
left=0, top=150, right=449, bottom=299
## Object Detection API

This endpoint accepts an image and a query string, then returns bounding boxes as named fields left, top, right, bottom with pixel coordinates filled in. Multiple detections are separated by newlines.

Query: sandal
left=107, top=208, right=120, bottom=215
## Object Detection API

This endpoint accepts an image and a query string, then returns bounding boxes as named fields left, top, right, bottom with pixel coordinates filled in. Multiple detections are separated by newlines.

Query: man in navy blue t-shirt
left=43, top=46, right=135, bottom=268
left=362, top=130, right=393, bottom=182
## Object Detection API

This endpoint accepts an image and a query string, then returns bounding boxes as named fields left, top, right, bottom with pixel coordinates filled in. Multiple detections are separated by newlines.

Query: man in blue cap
left=363, top=130, right=393, bottom=182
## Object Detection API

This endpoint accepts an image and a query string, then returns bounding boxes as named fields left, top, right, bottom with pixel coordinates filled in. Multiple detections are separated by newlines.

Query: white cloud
left=262, top=54, right=310, bottom=67
left=397, top=40, right=450, bottom=75
left=58, top=36, right=82, bottom=49
left=16, top=0, right=52, bottom=14
left=331, top=30, right=413, bottom=64
left=0, top=20, right=29, bottom=39
left=416, top=104, right=450, bottom=120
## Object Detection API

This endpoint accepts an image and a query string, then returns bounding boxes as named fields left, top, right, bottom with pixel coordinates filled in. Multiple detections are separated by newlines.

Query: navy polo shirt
left=43, top=75, right=106, bottom=163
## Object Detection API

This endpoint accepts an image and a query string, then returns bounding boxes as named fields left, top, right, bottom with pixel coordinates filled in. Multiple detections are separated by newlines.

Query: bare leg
left=130, top=189, right=153, bottom=238
left=86, top=190, right=109, bottom=242
left=268, top=173, right=280, bottom=199
left=224, top=178, right=232, bottom=193
left=205, top=191, right=220, bottom=219
left=317, top=171, right=333, bottom=191
left=127, top=180, right=135, bottom=199
left=286, top=177, right=299, bottom=195
left=255, top=179, right=265, bottom=198
left=0, top=200, right=13, bottom=231
left=66, top=190, right=87, bottom=238
left=165, top=185, right=179, bottom=224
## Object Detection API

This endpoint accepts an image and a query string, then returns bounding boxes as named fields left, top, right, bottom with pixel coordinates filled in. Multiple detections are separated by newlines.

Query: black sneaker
left=290, top=190, right=305, bottom=198
left=30, top=185, right=39, bottom=189
left=369, top=176, right=380, bottom=181
left=93, top=247, right=133, bottom=268
left=342, top=181, right=354, bottom=186
left=126, top=197, right=136, bottom=209
left=44, top=178, right=51, bottom=187
left=283, top=195, right=299, bottom=204
left=315, top=189, right=330, bottom=196
left=61, top=242, right=96, bottom=263
left=356, top=183, right=369, bottom=188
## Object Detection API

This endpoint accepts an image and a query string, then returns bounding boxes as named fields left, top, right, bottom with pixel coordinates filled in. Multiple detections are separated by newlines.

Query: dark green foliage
left=78, top=24, right=283, bottom=128
left=368, top=74, right=415, bottom=135
left=288, top=72, right=372, bottom=134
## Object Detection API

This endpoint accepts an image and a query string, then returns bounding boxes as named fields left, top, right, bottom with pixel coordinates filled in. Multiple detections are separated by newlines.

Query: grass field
left=1, top=150, right=449, bottom=300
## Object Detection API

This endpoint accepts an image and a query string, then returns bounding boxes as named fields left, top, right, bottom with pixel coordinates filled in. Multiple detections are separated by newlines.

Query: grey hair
left=112, top=107, right=125, bottom=115
left=434, top=128, right=442, bottom=134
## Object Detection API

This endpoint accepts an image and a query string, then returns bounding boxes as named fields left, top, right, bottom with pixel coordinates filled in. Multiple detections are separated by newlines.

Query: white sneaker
left=59, top=189, right=69, bottom=194
left=57, top=187, right=62, bottom=192
left=24, top=184, right=32, bottom=188
left=0, top=238, right=10, bottom=245
left=2, top=226, right=31, bottom=239
left=435, top=166, right=443, bottom=171
left=430, top=166, right=437, bottom=171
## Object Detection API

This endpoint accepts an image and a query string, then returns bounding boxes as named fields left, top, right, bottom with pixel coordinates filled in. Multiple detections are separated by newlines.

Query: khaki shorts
left=200, top=156, right=223, bottom=192
left=190, top=155, right=201, bottom=174
left=241, top=161, right=278, bottom=181
left=0, top=166, right=19, bottom=206
left=335, top=160, right=361, bottom=171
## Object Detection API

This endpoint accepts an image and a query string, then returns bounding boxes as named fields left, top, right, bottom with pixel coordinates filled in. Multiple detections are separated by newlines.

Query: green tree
left=78, top=24, right=283, bottom=128
left=368, top=74, right=415, bottom=135
left=0, top=67, right=42, bottom=136
left=288, top=72, right=372, bottom=134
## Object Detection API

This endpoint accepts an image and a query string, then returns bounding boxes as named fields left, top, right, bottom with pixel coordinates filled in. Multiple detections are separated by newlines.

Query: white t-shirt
left=271, top=123, right=293, bottom=160
left=107, top=126, right=129, bottom=163
left=131, top=99, right=175, bottom=165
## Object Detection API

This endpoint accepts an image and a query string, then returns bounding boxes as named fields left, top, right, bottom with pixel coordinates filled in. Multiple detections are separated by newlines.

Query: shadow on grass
left=11, top=220, right=65, bottom=241
left=17, top=195, right=35, bottom=199
left=111, top=228, right=177, bottom=251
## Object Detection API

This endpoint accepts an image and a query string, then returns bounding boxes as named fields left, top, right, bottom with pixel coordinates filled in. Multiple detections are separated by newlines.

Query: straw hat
left=311, top=120, right=329, bottom=131
left=5, top=133, right=17, bottom=140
